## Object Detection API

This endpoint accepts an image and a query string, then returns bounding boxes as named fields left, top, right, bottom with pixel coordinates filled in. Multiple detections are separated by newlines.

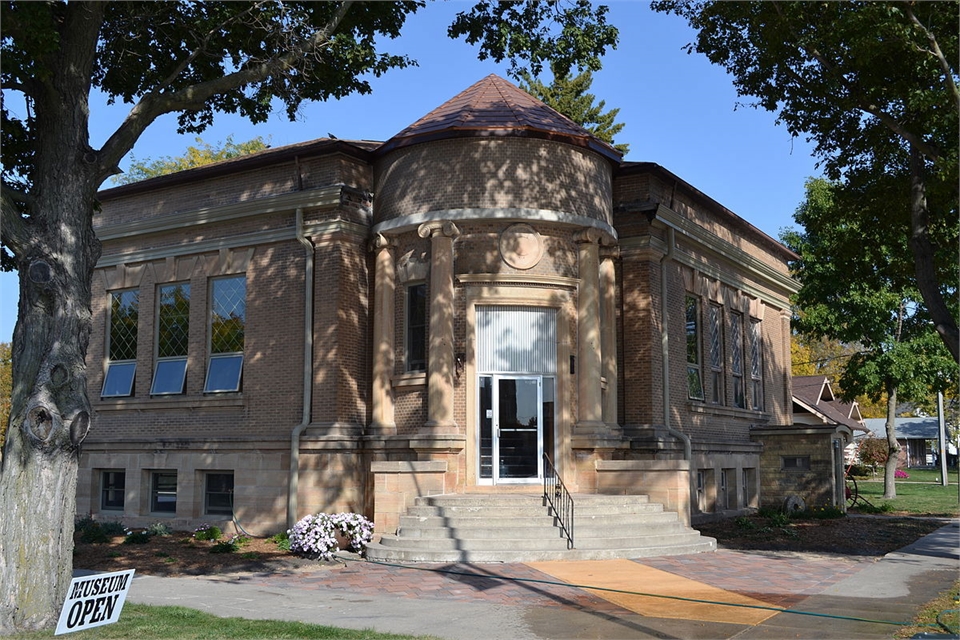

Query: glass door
left=479, top=375, right=543, bottom=484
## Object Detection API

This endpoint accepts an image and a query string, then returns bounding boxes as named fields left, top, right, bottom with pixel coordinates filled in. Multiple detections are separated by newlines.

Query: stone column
left=418, top=221, right=460, bottom=434
left=576, top=228, right=604, bottom=432
left=369, top=234, right=396, bottom=435
left=600, top=246, right=619, bottom=427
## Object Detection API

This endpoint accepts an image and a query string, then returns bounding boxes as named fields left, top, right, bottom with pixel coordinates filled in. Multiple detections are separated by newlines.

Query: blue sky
left=0, top=1, right=821, bottom=344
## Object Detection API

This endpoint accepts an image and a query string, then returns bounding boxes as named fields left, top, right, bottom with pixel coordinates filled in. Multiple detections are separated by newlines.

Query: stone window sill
left=93, top=395, right=244, bottom=411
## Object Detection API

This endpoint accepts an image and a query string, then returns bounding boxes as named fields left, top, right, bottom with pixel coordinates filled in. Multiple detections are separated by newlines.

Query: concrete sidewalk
left=112, top=520, right=959, bottom=639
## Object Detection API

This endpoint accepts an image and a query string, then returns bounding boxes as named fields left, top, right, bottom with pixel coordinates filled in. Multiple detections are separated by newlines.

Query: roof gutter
left=288, top=207, right=314, bottom=529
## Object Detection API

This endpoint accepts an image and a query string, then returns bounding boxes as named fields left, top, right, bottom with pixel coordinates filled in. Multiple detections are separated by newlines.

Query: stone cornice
left=95, top=185, right=347, bottom=242
left=96, top=219, right=368, bottom=268
left=373, top=207, right=617, bottom=240
left=653, top=204, right=800, bottom=296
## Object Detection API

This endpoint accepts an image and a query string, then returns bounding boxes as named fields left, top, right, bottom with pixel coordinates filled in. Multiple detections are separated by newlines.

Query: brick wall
left=374, top=138, right=613, bottom=224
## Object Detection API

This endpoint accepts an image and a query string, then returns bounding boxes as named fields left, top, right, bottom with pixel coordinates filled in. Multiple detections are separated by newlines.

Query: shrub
left=895, top=469, right=910, bottom=479
left=123, top=530, right=152, bottom=544
left=767, top=512, right=791, bottom=528
left=847, top=464, right=872, bottom=478
left=793, top=505, right=845, bottom=520
left=858, top=437, right=889, bottom=469
left=78, top=523, right=109, bottom=544
left=734, top=516, right=758, bottom=530
left=270, top=531, right=291, bottom=551
left=756, top=506, right=780, bottom=519
left=209, top=536, right=240, bottom=554
left=288, top=512, right=374, bottom=560
left=100, top=520, right=127, bottom=536
left=193, top=524, right=222, bottom=541
left=146, top=522, right=173, bottom=537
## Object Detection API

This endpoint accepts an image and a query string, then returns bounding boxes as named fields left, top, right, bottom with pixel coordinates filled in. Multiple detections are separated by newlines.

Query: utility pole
left=938, top=391, right=948, bottom=487
left=937, top=391, right=949, bottom=487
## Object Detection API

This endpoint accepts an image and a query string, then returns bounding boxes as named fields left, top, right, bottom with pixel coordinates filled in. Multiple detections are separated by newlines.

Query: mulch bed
left=695, top=513, right=947, bottom=556
left=72, top=513, right=950, bottom=577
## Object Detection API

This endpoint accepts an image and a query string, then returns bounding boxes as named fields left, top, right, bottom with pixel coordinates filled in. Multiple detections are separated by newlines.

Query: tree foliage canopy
left=518, top=61, right=629, bottom=154
left=112, top=136, right=271, bottom=185
left=783, top=178, right=956, bottom=405
left=654, top=0, right=960, bottom=361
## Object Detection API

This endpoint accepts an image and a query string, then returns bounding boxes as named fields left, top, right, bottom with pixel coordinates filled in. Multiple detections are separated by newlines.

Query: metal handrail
left=542, top=453, right=574, bottom=549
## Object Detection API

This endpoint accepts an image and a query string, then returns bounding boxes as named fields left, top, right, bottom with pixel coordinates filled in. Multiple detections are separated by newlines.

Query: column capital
left=369, top=233, right=393, bottom=251
left=574, top=227, right=603, bottom=245
left=418, top=220, right=461, bottom=240
left=600, top=245, right=620, bottom=260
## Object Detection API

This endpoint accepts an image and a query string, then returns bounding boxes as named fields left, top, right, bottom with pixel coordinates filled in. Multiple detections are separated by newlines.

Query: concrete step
left=364, top=538, right=716, bottom=563
left=406, top=502, right=663, bottom=519
left=375, top=534, right=570, bottom=552
left=364, top=492, right=716, bottom=563
left=398, top=512, right=682, bottom=536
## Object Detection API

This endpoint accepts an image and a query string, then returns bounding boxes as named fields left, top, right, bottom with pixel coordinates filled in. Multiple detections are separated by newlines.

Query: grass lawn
left=854, top=467, right=960, bottom=517
left=15, top=604, right=436, bottom=639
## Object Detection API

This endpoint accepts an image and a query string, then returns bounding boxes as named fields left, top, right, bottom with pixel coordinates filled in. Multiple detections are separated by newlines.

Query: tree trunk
left=0, top=183, right=101, bottom=632
left=909, top=146, right=959, bottom=363
left=0, top=2, right=107, bottom=631
left=883, top=386, right=900, bottom=500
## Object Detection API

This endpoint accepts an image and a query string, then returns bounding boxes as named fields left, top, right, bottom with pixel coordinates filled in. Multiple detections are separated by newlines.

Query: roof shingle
left=378, top=74, right=622, bottom=162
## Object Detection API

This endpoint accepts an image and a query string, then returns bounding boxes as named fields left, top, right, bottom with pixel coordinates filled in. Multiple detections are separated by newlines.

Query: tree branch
left=903, top=3, right=960, bottom=114
left=154, top=2, right=270, bottom=93
left=98, top=1, right=354, bottom=178
left=768, top=3, right=943, bottom=163
left=796, top=42, right=942, bottom=162
left=0, top=185, right=34, bottom=259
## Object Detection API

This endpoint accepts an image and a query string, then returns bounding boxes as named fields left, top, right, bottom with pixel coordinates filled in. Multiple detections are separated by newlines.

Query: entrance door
left=479, top=375, right=546, bottom=483
left=476, top=305, right=557, bottom=485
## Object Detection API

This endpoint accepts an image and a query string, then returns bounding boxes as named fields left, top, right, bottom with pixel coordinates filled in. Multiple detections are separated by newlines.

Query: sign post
left=55, top=569, right=135, bottom=635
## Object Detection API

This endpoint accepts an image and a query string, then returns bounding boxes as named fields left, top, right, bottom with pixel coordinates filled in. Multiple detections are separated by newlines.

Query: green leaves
left=517, top=61, right=629, bottom=153
left=112, top=135, right=270, bottom=185
left=785, top=178, right=957, bottom=404
left=448, top=1, right=618, bottom=79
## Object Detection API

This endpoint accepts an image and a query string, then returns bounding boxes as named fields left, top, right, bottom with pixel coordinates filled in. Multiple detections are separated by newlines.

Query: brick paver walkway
left=234, top=550, right=870, bottom=616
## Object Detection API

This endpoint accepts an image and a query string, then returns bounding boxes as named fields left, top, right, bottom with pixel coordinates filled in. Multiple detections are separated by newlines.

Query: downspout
left=660, top=226, right=692, bottom=460
left=288, top=207, right=314, bottom=529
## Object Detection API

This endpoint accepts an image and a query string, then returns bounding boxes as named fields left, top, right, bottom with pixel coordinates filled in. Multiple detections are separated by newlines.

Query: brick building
left=77, top=75, right=799, bottom=552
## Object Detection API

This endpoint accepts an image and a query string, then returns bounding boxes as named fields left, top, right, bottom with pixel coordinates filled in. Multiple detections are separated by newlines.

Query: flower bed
left=288, top=512, right=374, bottom=561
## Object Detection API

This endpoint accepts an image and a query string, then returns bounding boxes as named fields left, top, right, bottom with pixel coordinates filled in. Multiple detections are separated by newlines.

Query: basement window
left=781, top=456, right=811, bottom=471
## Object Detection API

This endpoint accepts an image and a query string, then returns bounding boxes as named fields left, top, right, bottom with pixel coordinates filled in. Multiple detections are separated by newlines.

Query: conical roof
left=378, top=74, right=622, bottom=162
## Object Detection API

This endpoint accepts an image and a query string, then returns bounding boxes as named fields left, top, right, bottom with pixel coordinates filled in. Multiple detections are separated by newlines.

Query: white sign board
left=55, top=569, right=135, bottom=635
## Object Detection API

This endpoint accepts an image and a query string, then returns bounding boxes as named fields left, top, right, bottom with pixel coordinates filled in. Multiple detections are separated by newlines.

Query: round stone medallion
left=499, top=223, right=544, bottom=270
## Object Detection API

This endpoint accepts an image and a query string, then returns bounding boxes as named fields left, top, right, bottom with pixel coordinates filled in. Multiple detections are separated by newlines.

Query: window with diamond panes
left=685, top=296, right=704, bottom=400
left=749, top=318, right=764, bottom=411
left=205, top=276, right=245, bottom=393
left=102, top=289, right=139, bottom=397
left=730, top=311, right=746, bottom=409
left=405, top=283, right=427, bottom=372
left=708, top=304, right=724, bottom=404
left=152, top=283, right=190, bottom=395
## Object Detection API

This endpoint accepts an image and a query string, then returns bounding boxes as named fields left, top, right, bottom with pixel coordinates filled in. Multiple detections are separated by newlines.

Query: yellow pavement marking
left=526, top=559, right=781, bottom=626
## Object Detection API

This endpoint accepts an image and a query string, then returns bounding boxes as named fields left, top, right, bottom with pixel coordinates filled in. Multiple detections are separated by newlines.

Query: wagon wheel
left=845, top=475, right=859, bottom=508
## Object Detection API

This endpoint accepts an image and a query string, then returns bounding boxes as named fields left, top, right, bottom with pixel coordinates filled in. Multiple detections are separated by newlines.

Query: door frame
left=463, top=283, right=573, bottom=488
left=479, top=374, right=546, bottom=485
